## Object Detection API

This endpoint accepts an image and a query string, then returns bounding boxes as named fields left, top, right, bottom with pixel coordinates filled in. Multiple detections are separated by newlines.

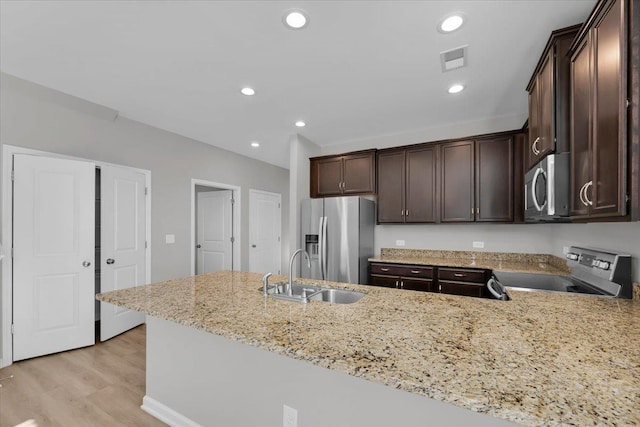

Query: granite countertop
left=369, top=248, right=572, bottom=275
left=97, top=270, right=640, bottom=427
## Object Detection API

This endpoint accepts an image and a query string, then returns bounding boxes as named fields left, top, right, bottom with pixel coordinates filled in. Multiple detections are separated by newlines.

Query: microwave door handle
left=531, top=167, right=546, bottom=212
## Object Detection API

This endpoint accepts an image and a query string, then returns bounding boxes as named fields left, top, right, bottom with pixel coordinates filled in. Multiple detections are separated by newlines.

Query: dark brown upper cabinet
left=526, top=25, right=581, bottom=171
left=310, top=150, right=376, bottom=198
left=441, top=140, right=474, bottom=222
left=513, top=130, right=528, bottom=223
left=569, top=0, right=628, bottom=219
left=476, top=136, right=514, bottom=222
left=377, top=145, right=438, bottom=223
left=441, top=136, right=514, bottom=223
left=377, top=150, right=405, bottom=222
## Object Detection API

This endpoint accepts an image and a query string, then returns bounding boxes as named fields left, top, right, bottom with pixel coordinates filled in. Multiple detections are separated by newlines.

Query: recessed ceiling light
left=438, top=14, right=465, bottom=33
left=241, top=87, right=255, bottom=96
left=251, top=142, right=260, bottom=148
left=283, top=10, right=309, bottom=29
left=295, top=120, right=306, bottom=127
left=448, top=84, right=465, bottom=94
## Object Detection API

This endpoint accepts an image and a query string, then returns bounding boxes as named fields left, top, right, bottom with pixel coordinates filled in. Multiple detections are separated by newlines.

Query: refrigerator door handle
left=317, top=216, right=324, bottom=280
left=321, top=216, right=328, bottom=280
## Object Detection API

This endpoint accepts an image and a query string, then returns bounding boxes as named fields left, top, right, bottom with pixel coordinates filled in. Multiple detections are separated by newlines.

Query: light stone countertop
left=97, top=270, right=640, bottom=427
left=369, top=248, right=572, bottom=275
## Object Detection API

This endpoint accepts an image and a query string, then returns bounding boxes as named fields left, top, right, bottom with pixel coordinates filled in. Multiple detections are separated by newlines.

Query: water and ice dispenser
left=305, top=234, right=319, bottom=259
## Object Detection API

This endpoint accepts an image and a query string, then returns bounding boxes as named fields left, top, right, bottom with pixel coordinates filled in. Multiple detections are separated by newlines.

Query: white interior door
left=13, top=154, right=95, bottom=361
left=249, top=190, right=281, bottom=274
left=100, top=165, right=146, bottom=341
left=197, top=190, right=233, bottom=274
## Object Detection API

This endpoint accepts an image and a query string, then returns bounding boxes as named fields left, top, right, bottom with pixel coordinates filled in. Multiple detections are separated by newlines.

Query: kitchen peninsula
left=97, top=270, right=639, bottom=427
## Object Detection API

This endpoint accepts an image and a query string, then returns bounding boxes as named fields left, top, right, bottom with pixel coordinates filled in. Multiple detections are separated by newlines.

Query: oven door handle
left=531, top=167, right=546, bottom=212
left=487, top=277, right=508, bottom=300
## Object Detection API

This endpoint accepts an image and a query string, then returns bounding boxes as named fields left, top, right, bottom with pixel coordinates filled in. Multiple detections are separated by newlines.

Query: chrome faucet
left=288, top=249, right=310, bottom=296
left=262, top=272, right=273, bottom=296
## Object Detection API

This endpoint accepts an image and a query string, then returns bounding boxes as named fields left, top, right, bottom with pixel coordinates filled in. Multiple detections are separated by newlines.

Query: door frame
left=190, top=179, right=241, bottom=275
left=248, top=189, right=282, bottom=274
left=1, top=144, right=152, bottom=368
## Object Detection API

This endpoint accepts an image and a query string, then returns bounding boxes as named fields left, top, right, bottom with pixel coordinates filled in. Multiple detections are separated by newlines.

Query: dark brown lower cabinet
left=438, top=267, right=490, bottom=298
left=369, top=262, right=490, bottom=298
left=369, top=263, right=435, bottom=292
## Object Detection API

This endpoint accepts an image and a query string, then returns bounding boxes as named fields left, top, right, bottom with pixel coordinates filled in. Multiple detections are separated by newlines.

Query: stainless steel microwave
left=524, top=153, right=570, bottom=221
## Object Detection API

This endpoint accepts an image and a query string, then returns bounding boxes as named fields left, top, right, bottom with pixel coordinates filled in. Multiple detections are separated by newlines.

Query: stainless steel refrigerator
left=300, top=196, right=374, bottom=284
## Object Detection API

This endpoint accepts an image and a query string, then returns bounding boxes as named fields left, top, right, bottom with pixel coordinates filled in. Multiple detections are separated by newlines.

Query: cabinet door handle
left=579, top=182, right=589, bottom=207
left=584, top=180, right=593, bottom=206
left=532, top=137, right=541, bottom=155
left=454, top=273, right=466, bottom=277
left=410, top=270, right=421, bottom=274
left=400, top=281, right=404, bottom=289
left=405, top=210, right=409, bottom=217
left=395, top=280, right=399, bottom=288
left=380, top=267, right=390, bottom=272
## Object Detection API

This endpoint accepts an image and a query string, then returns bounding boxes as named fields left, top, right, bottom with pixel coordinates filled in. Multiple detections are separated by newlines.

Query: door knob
left=252, top=244, right=256, bottom=248
left=82, top=260, right=92, bottom=267
left=106, top=258, right=115, bottom=265
left=196, top=244, right=202, bottom=249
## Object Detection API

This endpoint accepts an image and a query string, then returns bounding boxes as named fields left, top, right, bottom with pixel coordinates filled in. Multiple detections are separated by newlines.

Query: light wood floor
left=0, top=325, right=166, bottom=427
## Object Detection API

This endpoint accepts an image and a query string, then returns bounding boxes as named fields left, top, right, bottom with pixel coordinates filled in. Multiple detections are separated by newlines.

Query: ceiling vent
left=440, top=45, right=468, bottom=72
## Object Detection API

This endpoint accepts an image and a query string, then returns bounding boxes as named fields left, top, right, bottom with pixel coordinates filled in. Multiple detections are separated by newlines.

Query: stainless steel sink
left=260, top=282, right=364, bottom=304
left=308, top=288, right=365, bottom=304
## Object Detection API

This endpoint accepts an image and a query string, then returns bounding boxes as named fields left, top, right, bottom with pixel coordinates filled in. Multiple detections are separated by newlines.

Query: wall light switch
left=562, top=246, right=569, bottom=255
left=283, top=405, right=298, bottom=427
left=165, top=234, right=175, bottom=244
left=395, top=240, right=405, bottom=247
left=472, top=241, right=485, bottom=249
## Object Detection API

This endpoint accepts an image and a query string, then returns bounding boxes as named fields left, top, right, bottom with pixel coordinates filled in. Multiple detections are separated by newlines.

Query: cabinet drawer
left=438, top=268, right=487, bottom=283
left=440, top=281, right=485, bottom=298
left=369, top=275, right=398, bottom=288
left=401, top=278, right=435, bottom=292
left=370, top=263, right=403, bottom=276
left=397, top=265, right=434, bottom=279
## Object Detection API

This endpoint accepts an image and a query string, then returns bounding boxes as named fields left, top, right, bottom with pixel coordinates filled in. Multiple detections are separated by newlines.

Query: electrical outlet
left=472, top=241, right=485, bottom=249
left=395, top=240, right=405, bottom=247
left=283, top=405, right=298, bottom=427
left=165, top=234, right=175, bottom=244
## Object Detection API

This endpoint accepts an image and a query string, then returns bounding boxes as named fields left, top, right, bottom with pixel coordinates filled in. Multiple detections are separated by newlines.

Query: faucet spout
left=288, top=249, right=310, bottom=296
left=262, top=272, right=273, bottom=296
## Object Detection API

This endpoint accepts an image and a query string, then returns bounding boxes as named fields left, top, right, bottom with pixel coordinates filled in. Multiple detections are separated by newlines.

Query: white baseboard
left=141, top=395, right=202, bottom=427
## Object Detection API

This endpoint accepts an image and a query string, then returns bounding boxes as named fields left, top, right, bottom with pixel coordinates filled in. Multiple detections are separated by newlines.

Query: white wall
left=375, top=224, right=553, bottom=254
left=319, top=113, right=525, bottom=156
left=0, top=72, right=290, bottom=279
left=288, top=133, right=320, bottom=274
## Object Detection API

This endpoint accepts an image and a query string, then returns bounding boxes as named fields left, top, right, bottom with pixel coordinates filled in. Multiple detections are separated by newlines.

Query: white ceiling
left=0, top=1, right=596, bottom=169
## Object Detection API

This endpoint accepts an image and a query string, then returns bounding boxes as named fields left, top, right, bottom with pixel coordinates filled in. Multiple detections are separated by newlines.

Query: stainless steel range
left=491, top=246, right=633, bottom=299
